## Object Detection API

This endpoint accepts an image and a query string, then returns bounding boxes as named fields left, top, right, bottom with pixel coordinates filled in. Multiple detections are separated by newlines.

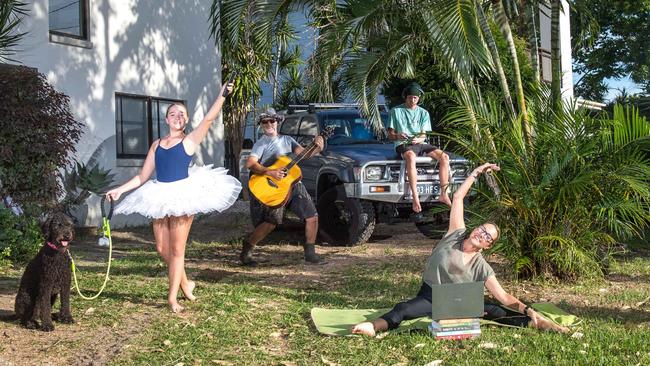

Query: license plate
left=407, top=184, right=438, bottom=195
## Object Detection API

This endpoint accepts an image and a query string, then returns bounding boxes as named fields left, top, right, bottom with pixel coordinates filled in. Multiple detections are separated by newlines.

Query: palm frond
left=0, top=0, right=28, bottom=62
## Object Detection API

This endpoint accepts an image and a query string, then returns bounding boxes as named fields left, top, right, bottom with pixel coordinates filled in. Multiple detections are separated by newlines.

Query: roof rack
left=287, top=103, right=389, bottom=114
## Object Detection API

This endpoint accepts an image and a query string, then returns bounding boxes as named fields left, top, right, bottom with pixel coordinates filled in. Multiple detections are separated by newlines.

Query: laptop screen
left=430, top=281, right=484, bottom=320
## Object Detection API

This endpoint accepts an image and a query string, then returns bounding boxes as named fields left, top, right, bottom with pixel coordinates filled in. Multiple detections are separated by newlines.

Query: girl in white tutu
left=106, top=81, right=241, bottom=313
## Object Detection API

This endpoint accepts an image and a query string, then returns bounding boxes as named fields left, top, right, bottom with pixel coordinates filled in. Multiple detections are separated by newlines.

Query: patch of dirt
left=0, top=306, right=159, bottom=366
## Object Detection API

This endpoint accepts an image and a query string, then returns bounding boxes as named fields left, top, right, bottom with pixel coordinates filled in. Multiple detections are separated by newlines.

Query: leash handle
left=70, top=196, right=114, bottom=300
left=100, top=196, right=114, bottom=220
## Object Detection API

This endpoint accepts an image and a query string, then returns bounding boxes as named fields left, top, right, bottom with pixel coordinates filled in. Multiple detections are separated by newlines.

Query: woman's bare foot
left=532, top=317, right=570, bottom=333
left=169, top=301, right=184, bottom=313
left=182, top=280, right=196, bottom=302
left=351, top=322, right=376, bottom=337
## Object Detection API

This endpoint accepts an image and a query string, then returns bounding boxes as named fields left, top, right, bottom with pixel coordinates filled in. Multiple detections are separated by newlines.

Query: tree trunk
left=492, top=0, right=532, bottom=148
left=550, top=0, right=562, bottom=110
left=524, top=0, right=541, bottom=84
left=476, top=1, right=515, bottom=118
left=224, top=106, right=247, bottom=179
left=272, top=42, right=282, bottom=106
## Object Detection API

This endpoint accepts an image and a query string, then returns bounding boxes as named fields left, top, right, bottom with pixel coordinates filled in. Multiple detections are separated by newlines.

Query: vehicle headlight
left=365, top=166, right=384, bottom=181
left=451, top=164, right=470, bottom=178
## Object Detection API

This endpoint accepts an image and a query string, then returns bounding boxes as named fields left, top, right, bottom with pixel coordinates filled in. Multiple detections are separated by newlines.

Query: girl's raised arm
left=446, top=163, right=500, bottom=236
left=184, top=82, right=234, bottom=155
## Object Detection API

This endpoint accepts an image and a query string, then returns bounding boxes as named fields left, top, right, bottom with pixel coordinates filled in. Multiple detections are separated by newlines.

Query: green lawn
left=1, top=219, right=648, bottom=366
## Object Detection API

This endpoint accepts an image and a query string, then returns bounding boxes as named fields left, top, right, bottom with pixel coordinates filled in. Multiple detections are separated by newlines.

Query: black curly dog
left=14, top=211, right=75, bottom=331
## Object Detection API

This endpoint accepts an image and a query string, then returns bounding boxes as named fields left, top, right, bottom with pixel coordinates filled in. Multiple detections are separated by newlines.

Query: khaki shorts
left=250, top=182, right=318, bottom=227
left=395, top=143, right=438, bottom=156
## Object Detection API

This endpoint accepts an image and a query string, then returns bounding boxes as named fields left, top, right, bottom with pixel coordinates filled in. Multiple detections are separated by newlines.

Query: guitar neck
left=285, top=142, right=319, bottom=170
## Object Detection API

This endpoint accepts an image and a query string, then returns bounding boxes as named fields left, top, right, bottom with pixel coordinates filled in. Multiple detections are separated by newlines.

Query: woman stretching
left=106, top=81, right=241, bottom=313
left=352, top=163, right=568, bottom=336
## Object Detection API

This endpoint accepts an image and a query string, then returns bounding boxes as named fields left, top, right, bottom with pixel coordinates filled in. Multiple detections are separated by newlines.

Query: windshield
left=320, top=113, right=388, bottom=145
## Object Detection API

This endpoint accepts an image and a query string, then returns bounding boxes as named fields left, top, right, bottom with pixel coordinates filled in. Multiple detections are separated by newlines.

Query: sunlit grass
left=3, top=227, right=648, bottom=365
left=106, top=237, right=650, bottom=365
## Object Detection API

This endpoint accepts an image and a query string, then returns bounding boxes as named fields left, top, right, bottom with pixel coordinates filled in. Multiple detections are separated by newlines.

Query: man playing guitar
left=241, top=108, right=325, bottom=265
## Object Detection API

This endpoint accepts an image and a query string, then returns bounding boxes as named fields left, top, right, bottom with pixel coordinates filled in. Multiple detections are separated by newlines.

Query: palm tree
left=445, top=86, right=650, bottom=277
left=550, top=0, right=562, bottom=108
left=271, top=12, right=298, bottom=105
left=210, top=0, right=649, bottom=278
left=491, top=0, right=531, bottom=146
left=274, top=46, right=308, bottom=108
left=209, top=0, right=271, bottom=175
left=476, top=1, right=515, bottom=117
left=523, top=0, right=541, bottom=83
left=0, top=0, right=28, bottom=62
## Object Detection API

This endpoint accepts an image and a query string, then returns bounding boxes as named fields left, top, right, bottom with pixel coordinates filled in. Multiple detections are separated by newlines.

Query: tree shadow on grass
left=0, top=308, right=17, bottom=322
left=606, top=273, right=650, bottom=284
left=564, top=303, right=650, bottom=324
left=0, top=276, right=18, bottom=296
left=193, top=268, right=238, bottom=283
left=74, top=262, right=163, bottom=278
left=75, top=289, right=163, bottom=308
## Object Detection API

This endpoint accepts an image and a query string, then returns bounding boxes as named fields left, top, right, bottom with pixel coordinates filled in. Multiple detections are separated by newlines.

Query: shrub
left=0, top=65, right=83, bottom=214
left=0, top=206, right=42, bottom=268
left=445, top=89, right=650, bottom=279
left=60, top=161, right=115, bottom=221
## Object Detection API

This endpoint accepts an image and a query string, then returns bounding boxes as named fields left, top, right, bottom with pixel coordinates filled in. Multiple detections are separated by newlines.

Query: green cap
left=402, top=82, right=424, bottom=97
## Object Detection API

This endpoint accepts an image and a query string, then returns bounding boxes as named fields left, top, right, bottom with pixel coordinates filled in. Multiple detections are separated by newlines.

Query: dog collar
left=46, top=241, right=58, bottom=250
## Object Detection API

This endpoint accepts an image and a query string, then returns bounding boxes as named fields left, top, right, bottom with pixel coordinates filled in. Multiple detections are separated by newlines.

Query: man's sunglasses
left=259, top=119, right=277, bottom=125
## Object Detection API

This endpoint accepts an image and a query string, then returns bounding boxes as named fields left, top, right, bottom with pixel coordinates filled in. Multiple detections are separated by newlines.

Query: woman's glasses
left=478, top=225, right=494, bottom=244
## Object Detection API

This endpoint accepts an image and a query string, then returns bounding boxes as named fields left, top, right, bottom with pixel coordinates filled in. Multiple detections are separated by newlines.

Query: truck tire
left=415, top=198, right=470, bottom=239
left=317, top=186, right=375, bottom=246
left=414, top=219, right=447, bottom=240
left=415, top=213, right=449, bottom=239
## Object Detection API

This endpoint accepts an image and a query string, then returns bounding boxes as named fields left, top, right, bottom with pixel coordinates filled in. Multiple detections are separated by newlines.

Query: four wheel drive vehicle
left=240, top=103, right=472, bottom=246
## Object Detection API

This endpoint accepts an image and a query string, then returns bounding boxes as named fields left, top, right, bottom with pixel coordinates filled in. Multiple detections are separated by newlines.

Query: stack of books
left=428, top=318, right=481, bottom=340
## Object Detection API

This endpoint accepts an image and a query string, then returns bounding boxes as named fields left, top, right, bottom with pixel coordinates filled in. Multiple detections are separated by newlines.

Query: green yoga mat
left=310, top=308, right=430, bottom=336
left=311, top=303, right=581, bottom=336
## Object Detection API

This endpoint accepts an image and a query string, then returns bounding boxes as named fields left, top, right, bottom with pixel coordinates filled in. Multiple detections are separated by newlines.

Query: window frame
left=48, top=0, right=92, bottom=47
left=294, top=115, right=318, bottom=146
left=279, top=115, right=301, bottom=136
left=114, top=92, right=186, bottom=160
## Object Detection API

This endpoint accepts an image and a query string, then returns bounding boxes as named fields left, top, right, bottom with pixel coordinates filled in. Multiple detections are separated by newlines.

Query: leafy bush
left=0, top=65, right=83, bottom=214
left=0, top=206, right=42, bottom=269
left=445, top=89, right=650, bottom=279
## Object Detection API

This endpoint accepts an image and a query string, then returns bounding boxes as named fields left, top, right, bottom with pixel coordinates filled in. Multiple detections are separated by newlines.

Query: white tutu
left=114, top=165, right=242, bottom=219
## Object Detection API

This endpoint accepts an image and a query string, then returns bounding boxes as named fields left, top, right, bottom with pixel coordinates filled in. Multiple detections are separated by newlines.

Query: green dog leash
left=69, top=196, right=114, bottom=300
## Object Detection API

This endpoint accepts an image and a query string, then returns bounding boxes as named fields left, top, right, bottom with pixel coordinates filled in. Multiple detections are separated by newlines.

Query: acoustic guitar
left=248, top=126, right=334, bottom=208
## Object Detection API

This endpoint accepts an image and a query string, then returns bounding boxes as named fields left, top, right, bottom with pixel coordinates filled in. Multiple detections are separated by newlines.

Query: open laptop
left=430, top=281, right=484, bottom=320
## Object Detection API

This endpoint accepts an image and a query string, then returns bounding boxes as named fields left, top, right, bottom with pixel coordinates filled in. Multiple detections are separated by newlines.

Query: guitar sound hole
left=266, top=177, right=278, bottom=188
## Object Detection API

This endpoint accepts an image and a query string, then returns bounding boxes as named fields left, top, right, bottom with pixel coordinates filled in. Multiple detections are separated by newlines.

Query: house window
left=115, top=93, right=185, bottom=159
left=49, top=0, right=89, bottom=40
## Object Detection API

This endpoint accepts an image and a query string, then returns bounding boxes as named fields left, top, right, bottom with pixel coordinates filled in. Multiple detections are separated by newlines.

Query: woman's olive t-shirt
left=422, top=229, right=495, bottom=286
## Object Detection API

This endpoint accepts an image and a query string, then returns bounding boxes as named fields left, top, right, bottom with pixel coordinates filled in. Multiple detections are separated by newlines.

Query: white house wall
left=559, top=0, right=574, bottom=100
left=539, top=0, right=574, bottom=99
left=14, top=0, right=224, bottom=227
